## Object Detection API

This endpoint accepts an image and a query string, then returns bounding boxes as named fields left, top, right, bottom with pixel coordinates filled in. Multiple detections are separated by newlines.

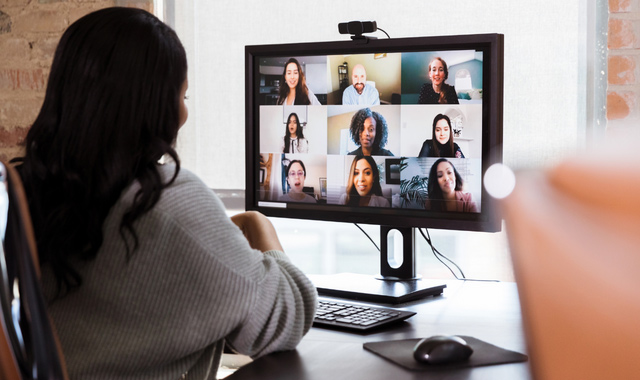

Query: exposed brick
left=0, top=10, right=11, bottom=34
left=608, top=55, right=636, bottom=85
left=0, top=96, right=44, bottom=125
left=610, top=0, right=632, bottom=12
left=12, top=9, right=68, bottom=33
left=609, top=18, right=637, bottom=49
left=30, top=36, right=60, bottom=64
left=0, top=126, right=29, bottom=148
left=607, top=91, right=635, bottom=120
left=0, top=37, right=31, bottom=63
left=114, top=0, right=153, bottom=12
left=0, top=69, right=47, bottom=90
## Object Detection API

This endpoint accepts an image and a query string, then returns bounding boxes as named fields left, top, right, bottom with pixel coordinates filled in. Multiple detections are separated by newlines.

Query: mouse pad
left=363, top=336, right=528, bottom=371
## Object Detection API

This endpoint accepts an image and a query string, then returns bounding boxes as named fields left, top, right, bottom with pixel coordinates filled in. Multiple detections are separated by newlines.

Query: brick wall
left=0, top=0, right=153, bottom=162
left=608, top=0, right=640, bottom=136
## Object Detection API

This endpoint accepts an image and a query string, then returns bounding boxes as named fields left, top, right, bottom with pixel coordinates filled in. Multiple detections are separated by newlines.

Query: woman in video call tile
left=279, top=160, right=317, bottom=203
left=277, top=58, right=321, bottom=106
left=425, top=158, right=478, bottom=212
left=347, top=107, right=394, bottom=156
left=418, top=113, right=465, bottom=158
left=339, top=155, right=390, bottom=207
left=281, top=112, right=309, bottom=153
left=418, top=57, right=459, bottom=105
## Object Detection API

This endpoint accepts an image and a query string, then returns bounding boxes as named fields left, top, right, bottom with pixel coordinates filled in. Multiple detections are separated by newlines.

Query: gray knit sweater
left=41, top=164, right=318, bottom=379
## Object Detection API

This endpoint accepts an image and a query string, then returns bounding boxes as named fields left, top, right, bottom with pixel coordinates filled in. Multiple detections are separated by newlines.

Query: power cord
left=353, top=223, right=499, bottom=282
left=419, top=228, right=500, bottom=283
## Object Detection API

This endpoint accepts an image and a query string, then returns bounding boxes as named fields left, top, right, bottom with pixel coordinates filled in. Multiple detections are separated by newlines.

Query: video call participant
left=281, top=112, right=309, bottom=153
left=348, top=107, right=394, bottom=156
left=342, top=64, right=380, bottom=106
left=418, top=113, right=465, bottom=158
left=276, top=57, right=321, bottom=105
left=425, top=158, right=478, bottom=212
left=14, top=8, right=317, bottom=379
left=339, top=155, right=390, bottom=207
left=279, top=160, right=317, bottom=203
left=418, top=57, right=459, bottom=105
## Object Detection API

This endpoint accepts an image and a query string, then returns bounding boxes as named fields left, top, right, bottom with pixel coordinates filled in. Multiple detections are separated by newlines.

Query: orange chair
left=503, top=153, right=640, bottom=380
left=0, top=161, right=68, bottom=380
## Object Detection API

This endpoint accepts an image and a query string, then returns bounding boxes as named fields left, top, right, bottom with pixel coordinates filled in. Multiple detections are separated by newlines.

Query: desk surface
left=227, top=280, right=531, bottom=380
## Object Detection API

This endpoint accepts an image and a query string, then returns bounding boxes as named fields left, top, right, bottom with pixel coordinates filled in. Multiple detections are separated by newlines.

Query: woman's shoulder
left=369, top=194, right=390, bottom=207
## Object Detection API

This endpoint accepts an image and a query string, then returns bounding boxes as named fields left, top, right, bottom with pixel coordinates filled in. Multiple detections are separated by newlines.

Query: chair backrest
left=503, top=154, right=640, bottom=380
left=0, top=161, right=68, bottom=380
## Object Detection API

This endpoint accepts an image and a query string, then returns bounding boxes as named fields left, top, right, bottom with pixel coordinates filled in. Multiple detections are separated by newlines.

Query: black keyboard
left=313, top=298, right=416, bottom=332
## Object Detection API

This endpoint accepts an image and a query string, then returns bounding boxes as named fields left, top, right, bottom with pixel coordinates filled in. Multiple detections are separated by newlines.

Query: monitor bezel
left=245, top=33, right=504, bottom=232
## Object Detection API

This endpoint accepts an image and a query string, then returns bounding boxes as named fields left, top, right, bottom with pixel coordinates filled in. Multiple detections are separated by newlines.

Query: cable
left=419, top=228, right=500, bottom=283
left=423, top=228, right=466, bottom=277
left=354, top=223, right=380, bottom=252
left=377, top=27, right=390, bottom=39
left=419, top=228, right=464, bottom=279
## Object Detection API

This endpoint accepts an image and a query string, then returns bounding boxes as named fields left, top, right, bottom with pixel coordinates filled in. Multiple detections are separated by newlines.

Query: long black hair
left=283, top=112, right=304, bottom=153
left=430, top=114, right=456, bottom=157
left=14, top=7, right=188, bottom=295
left=344, top=155, right=383, bottom=206
left=427, top=158, right=464, bottom=211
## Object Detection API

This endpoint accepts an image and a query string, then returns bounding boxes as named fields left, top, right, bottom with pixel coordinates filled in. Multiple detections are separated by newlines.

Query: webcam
left=338, top=21, right=377, bottom=42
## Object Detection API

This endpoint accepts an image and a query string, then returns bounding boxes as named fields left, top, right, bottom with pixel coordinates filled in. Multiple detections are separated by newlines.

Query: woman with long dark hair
left=276, top=57, right=321, bottom=105
left=418, top=57, right=459, bottom=105
left=339, top=155, right=389, bottom=207
left=425, top=158, right=478, bottom=212
left=418, top=113, right=465, bottom=158
left=282, top=112, right=309, bottom=153
left=13, top=8, right=316, bottom=379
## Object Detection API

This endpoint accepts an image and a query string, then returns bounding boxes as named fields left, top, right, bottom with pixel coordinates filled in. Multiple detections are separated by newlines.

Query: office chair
left=0, top=161, right=69, bottom=380
left=503, top=153, right=640, bottom=380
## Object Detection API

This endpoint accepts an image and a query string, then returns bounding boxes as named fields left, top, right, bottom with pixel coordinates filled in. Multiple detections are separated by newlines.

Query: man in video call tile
left=342, top=64, right=380, bottom=106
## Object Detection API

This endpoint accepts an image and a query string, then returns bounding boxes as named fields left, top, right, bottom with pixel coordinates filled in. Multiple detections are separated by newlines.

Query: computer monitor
left=245, top=33, right=504, bottom=303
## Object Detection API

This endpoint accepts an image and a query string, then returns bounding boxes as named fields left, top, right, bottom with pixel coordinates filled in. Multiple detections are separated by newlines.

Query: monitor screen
left=245, top=33, right=504, bottom=234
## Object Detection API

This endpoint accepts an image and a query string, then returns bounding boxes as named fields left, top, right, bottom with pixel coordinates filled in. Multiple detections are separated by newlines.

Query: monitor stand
left=310, top=226, right=446, bottom=304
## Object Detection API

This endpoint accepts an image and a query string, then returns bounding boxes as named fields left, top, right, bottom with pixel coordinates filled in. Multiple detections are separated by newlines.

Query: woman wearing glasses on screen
left=279, top=160, right=317, bottom=203
left=348, top=107, right=394, bottom=156
left=12, top=8, right=316, bottom=379
left=418, top=57, right=459, bottom=105
left=281, top=112, right=309, bottom=153
left=418, top=113, right=465, bottom=158
left=339, top=155, right=390, bottom=207
left=425, top=158, right=478, bottom=212
left=276, top=58, right=321, bottom=106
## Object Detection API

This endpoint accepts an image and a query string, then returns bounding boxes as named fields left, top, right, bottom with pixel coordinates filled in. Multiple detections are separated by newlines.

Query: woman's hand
left=231, top=211, right=284, bottom=253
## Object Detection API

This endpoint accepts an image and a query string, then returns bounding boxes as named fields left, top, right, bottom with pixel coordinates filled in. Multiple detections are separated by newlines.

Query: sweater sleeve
left=155, top=169, right=317, bottom=359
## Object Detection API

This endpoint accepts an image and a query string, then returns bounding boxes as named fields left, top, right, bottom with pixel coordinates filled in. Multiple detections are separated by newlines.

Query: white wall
left=169, top=0, right=585, bottom=189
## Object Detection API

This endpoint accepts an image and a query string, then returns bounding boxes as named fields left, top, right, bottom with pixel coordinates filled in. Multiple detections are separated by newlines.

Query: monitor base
left=309, top=273, right=446, bottom=304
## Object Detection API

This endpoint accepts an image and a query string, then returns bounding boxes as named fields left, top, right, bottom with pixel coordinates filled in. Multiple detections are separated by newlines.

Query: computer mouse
left=413, top=335, right=473, bottom=364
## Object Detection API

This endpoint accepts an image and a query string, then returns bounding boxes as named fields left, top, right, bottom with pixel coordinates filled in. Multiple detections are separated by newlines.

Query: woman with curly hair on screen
left=347, top=107, right=394, bottom=156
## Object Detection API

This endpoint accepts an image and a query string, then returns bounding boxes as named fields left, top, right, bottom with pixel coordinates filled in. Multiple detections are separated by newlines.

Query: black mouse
left=413, top=335, right=473, bottom=364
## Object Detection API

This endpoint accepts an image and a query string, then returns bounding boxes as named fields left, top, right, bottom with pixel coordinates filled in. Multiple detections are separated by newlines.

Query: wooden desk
left=227, top=280, right=531, bottom=380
